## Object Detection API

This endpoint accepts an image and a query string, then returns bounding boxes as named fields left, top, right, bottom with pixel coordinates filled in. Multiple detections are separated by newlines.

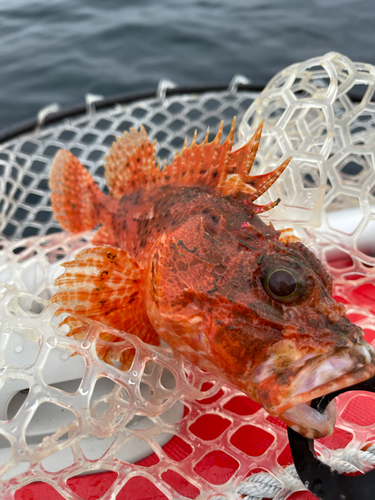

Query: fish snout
left=277, top=338, right=375, bottom=438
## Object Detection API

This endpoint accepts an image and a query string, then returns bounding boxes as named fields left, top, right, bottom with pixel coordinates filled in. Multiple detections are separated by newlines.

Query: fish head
left=145, top=208, right=375, bottom=438
left=248, top=240, right=375, bottom=438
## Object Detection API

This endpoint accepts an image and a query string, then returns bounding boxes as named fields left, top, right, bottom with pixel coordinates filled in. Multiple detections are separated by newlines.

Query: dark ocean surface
left=1, top=0, right=375, bottom=132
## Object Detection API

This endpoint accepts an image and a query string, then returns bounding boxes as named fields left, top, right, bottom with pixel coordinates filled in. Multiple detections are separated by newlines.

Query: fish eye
left=262, top=268, right=305, bottom=303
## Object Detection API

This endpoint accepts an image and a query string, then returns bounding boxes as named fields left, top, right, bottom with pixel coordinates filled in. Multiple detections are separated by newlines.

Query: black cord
left=288, top=375, right=375, bottom=500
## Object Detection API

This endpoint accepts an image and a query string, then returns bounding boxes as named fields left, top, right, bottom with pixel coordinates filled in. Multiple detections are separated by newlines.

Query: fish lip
left=280, top=399, right=337, bottom=439
left=256, top=346, right=375, bottom=416
left=277, top=362, right=375, bottom=414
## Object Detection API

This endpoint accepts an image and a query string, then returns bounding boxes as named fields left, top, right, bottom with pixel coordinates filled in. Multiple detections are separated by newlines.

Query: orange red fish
left=49, top=119, right=375, bottom=438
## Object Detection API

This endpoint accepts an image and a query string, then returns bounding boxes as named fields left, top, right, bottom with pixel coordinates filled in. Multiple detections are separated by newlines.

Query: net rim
left=0, top=81, right=367, bottom=145
left=0, top=82, right=266, bottom=144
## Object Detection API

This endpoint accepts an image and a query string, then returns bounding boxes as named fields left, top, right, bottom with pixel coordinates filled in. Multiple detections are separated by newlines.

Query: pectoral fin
left=51, top=245, right=159, bottom=369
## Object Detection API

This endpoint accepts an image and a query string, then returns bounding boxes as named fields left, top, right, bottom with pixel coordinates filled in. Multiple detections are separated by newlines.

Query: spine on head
left=49, top=150, right=107, bottom=233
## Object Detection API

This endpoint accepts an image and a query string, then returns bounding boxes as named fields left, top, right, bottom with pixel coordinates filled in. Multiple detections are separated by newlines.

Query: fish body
left=49, top=121, right=375, bottom=438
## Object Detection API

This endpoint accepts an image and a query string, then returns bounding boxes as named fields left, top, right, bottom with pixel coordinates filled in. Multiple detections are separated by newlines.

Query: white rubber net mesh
left=0, top=52, right=374, bottom=500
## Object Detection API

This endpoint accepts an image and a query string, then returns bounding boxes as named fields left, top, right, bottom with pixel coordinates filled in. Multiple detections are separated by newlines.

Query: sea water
left=0, top=0, right=374, bottom=131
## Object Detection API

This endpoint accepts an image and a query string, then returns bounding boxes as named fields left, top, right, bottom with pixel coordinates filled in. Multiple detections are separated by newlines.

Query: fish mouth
left=256, top=342, right=375, bottom=438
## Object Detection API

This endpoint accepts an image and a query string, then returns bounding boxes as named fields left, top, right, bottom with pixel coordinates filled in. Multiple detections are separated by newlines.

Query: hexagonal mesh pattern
left=0, top=89, right=255, bottom=240
left=0, top=53, right=375, bottom=500
left=238, top=51, right=375, bottom=283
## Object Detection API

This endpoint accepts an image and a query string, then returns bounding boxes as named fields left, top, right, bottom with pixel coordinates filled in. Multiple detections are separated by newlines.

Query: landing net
left=0, top=52, right=375, bottom=500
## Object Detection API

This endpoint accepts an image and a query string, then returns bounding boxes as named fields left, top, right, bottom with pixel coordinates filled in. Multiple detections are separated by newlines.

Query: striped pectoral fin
left=51, top=246, right=159, bottom=369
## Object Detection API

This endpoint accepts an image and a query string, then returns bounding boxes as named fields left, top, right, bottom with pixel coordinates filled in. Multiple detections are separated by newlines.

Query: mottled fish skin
left=49, top=121, right=375, bottom=438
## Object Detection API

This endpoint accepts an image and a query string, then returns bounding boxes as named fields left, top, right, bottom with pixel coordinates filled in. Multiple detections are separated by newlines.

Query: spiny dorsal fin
left=51, top=246, right=159, bottom=369
left=157, top=117, right=255, bottom=191
left=155, top=119, right=289, bottom=205
left=279, top=227, right=301, bottom=244
left=101, top=120, right=289, bottom=212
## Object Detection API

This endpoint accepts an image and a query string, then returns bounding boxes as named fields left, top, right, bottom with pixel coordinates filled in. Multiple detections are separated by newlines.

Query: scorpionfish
left=49, top=119, right=375, bottom=438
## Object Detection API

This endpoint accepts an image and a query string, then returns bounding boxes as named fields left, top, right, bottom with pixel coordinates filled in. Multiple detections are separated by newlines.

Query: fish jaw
left=255, top=341, right=375, bottom=438
left=280, top=400, right=337, bottom=439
